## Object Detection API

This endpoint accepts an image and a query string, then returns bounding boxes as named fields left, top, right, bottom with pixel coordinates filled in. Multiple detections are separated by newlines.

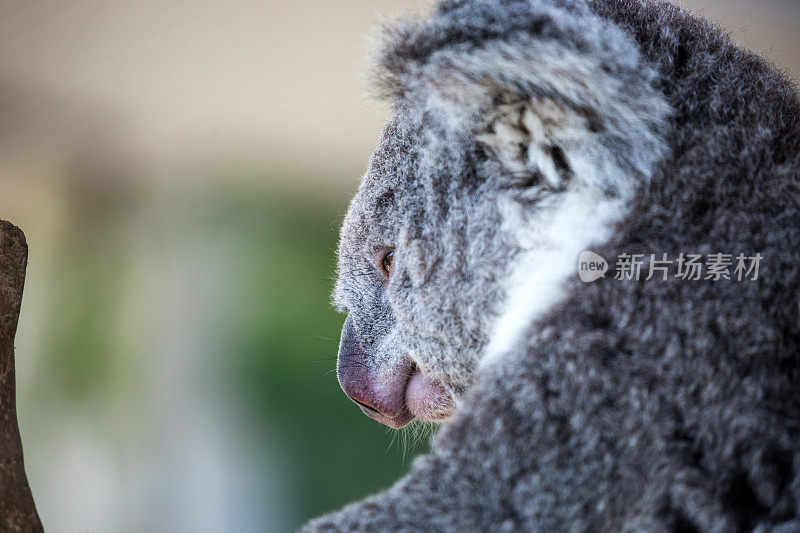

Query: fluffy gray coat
left=306, top=0, right=800, bottom=530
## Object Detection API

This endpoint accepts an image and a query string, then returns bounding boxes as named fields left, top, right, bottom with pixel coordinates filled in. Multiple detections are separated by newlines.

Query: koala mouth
left=404, top=365, right=456, bottom=424
left=352, top=364, right=455, bottom=429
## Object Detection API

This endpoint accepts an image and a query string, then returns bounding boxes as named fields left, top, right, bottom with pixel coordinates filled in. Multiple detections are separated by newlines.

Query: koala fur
left=307, top=0, right=800, bottom=530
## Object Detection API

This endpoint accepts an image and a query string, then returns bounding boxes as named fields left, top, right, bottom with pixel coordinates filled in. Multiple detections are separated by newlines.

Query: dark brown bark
left=0, top=221, right=43, bottom=532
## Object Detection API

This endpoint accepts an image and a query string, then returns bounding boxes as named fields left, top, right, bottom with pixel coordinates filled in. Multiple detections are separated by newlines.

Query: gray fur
left=309, top=0, right=800, bottom=530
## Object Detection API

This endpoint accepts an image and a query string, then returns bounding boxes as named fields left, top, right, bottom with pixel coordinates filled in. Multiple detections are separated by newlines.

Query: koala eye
left=379, top=250, right=395, bottom=278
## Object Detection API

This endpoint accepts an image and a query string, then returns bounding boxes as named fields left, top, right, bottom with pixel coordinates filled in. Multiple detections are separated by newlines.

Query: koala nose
left=336, top=317, right=414, bottom=428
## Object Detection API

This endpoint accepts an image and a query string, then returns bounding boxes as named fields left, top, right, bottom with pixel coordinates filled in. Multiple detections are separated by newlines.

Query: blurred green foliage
left=211, top=184, right=431, bottom=527
left=36, top=178, right=431, bottom=529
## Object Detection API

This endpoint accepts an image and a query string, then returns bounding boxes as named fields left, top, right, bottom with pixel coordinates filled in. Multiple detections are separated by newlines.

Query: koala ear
left=476, top=97, right=590, bottom=191
left=371, top=3, right=670, bottom=195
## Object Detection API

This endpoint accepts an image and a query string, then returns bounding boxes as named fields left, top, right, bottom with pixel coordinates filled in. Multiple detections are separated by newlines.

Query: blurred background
left=0, top=0, right=796, bottom=530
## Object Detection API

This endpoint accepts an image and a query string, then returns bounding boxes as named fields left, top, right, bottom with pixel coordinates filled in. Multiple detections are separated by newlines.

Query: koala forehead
left=334, top=116, right=420, bottom=310
left=338, top=116, right=421, bottom=258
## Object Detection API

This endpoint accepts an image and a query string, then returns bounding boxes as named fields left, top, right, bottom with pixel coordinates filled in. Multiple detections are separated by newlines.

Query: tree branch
left=0, top=221, right=43, bottom=532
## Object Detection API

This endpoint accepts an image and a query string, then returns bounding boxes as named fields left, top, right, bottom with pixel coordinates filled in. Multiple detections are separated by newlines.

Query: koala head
left=332, top=0, right=669, bottom=428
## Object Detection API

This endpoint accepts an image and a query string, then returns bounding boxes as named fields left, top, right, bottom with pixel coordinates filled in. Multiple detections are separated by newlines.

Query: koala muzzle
left=336, top=317, right=415, bottom=429
left=336, top=317, right=456, bottom=428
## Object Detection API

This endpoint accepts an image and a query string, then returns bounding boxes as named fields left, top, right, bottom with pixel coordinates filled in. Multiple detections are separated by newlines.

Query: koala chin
left=311, top=0, right=800, bottom=530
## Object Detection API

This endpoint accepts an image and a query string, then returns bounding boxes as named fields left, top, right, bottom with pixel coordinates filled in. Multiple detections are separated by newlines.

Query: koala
left=306, top=0, right=800, bottom=530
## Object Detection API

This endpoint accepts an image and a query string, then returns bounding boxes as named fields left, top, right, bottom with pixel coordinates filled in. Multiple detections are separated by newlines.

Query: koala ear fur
left=371, top=5, right=671, bottom=194
left=476, top=97, right=590, bottom=191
